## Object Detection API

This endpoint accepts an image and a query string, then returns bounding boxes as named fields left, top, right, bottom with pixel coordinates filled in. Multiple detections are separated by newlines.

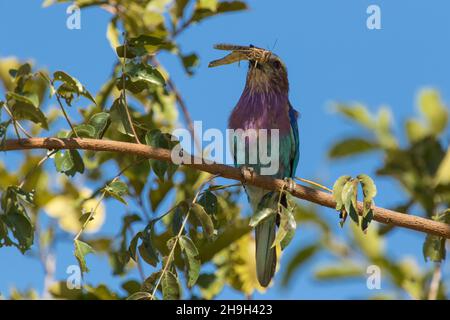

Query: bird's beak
left=208, top=44, right=271, bottom=68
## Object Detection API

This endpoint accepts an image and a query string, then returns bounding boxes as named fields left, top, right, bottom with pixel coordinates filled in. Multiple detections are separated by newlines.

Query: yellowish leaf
left=435, top=147, right=450, bottom=185
left=418, top=89, right=448, bottom=135
left=44, top=188, right=105, bottom=234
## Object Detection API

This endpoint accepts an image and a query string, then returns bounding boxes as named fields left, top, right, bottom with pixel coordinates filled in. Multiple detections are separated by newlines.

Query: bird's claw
left=240, top=166, right=255, bottom=184
left=283, top=178, right=296, bottom=193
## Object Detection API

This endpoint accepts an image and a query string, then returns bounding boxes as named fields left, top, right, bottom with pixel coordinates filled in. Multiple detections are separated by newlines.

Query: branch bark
left=3, top=137, right=450, bottom=239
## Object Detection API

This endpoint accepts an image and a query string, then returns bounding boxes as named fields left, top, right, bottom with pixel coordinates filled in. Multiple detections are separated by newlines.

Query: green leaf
left=172, top=203, right=186, bottom=235
left=335, top=104, right=374, bottom=129
left=315, top=262, right=364, bottom=280
left=171, top=0, right=189, bottom=21
left=138, top=221, right=159, bottom=267
left=10, top=186, right=34, bottom=204
left=71, top=124, right=96, bottom=138
left=109, top=97, right=135, bottom=137
left=217, top=1, right=248, bottom=13
left=104, top=180, right=128, bottom=204
left=54, top=149, right=84, bottom=177
left=121, top=280, right=141, bottom=296
left=53, top=71, right=96, bottom=105
left=342, top=179, right=359, bottom=225
left=197, top=190, right=218, bottom=216
left=272, top=205, right=296, bottom=250
left=10, top=63, right=31, bottom=79
left=423, top=210, right=450, bottom=262
left=435, top=147, right=450, bottom=186
left=106, top=17, right=120, bottom=50
left=332, top=175, right=352, bottom=211
left=145, top=129, right=170, bottom=181
left=191, top=0, right=247, bottom=22
left=0, top=213, right=34, bottom=253
left=37, top=71, right=56, bottom=96
left=357, top=175, right=377, bottom=211
left=117, top=62, right=165, bottom=94
left=191, top=203, right=215, bottom=240
left=74, top=240, right=94, bottom=273
left=0, top=119, right=10, bottom=147
left=162, top=271, right=181, bottom=300
left=361, top=209, right=374, bottom=233
left=249, top=207, right=276, bottom=228
left=6, top=91, right=39, bottom=108
left=197, top=0, right=218, bottom=11
left=405, top=119, right=428, bottom=143
left=88, top=112, right=110, bottom=138
left=78, top=212, right=93, bottom=225
left=116, top=35, right=165, bottom=58
left=126, top=291, right=153, bottom=300
left=423, top=234, right=446, bottom=262
left=10, top=101, right=48, bottom=130
left=282, top=244, right=319, bottom=286
left=6, top=92, right=48, bottom=129
left=375, top=107, right=397, bottom=148
left=166, top=236, right=177, bottom=251
left=128, top=232, right=141, bottom=261
left=328, top=138, right=378, bottom=159
left=418, top=89, right=448, bottom=135
left=357, top=174, right=376, bottom=232
left=179, top=235, right=201, bottom=288
left=197, top=273, right=224, bottom=300
left=180, top=53, right=199, bottom=75
left=141, top=271, right=162, bottom=294
left=435, top=209, right=450, bottom=224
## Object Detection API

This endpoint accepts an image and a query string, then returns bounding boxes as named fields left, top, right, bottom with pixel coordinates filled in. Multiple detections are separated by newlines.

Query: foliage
left=282, top=92, right=450, bottom=299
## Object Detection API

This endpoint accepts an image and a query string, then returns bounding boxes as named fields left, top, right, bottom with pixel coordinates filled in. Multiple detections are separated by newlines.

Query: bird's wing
left=288, top=103, right=300, bottom=178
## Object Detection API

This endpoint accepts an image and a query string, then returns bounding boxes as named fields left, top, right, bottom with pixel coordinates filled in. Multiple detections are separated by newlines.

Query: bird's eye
left=272, top=60, right=281, bottom=69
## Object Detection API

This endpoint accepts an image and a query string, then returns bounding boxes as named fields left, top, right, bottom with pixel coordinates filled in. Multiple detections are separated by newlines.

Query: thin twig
left=2, top=103, right=32, bottom=138
left=19, top=150, right=57, bottom=188
left=150, top=174, right=218, bottom=299
left=295, top=177, right=332, bottom=193
left=206, top=183, right=242, bottom=192
left=428, top=262, right=442, bottom=300
left=74, top=192, right=106, bottom=241
left=120, top=33, right=141, bottom=144
left=151, top=57, right=202, bottom=151
left=74, top=160, right=142, bottom=241
left=172, top=17, right=193, bottom=38
left=55, top=94, right=80, bottom=139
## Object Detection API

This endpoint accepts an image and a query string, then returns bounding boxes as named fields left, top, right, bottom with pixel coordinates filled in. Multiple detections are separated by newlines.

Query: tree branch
left=2, top=137, right=450, bottom=239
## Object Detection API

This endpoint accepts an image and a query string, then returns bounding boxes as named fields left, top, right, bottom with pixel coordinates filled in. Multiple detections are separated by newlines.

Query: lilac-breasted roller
left=209, top=44, right=299, bottom=286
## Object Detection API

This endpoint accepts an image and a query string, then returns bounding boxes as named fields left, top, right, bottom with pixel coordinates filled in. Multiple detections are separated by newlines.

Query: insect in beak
left=208, top=44, right=272, bottom=68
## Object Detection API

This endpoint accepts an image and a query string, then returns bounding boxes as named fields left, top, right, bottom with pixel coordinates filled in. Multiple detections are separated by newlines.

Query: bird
left=209, top=44, right=299, bottom=287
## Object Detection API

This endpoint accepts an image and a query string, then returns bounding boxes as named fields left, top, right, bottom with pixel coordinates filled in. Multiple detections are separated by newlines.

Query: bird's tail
left=255, top=213, right=277, bottom=287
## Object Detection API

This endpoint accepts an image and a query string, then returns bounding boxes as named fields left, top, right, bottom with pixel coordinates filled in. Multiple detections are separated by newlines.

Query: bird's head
left=209, top=44, right=289, bottom=93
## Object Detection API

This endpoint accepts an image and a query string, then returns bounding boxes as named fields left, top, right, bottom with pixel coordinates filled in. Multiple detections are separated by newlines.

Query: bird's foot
left=283, top=177, right=296, bottom=193
left=239, top=166, right=255, bottom=184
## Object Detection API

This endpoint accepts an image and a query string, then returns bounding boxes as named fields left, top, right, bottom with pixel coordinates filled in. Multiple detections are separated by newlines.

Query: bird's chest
left=228, top=91, right=290, bottom=133
left=227, top=91, right=292, bottom=177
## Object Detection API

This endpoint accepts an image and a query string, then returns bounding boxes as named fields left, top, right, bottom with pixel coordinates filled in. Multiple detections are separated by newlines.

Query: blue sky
left=0, top=0, right=449, bottom=299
